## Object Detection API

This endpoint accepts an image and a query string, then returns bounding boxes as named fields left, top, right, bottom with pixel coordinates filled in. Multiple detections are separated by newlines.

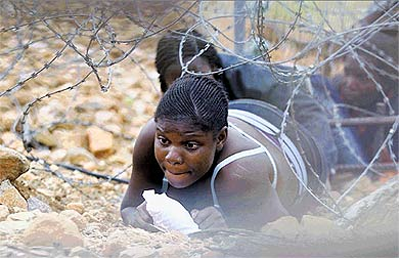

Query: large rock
left=0, top=147, right=30, bottom=182
left=261, top=216, right=300, bottom=240
left=0, top=180, right=27, bottom=211
left=22, top=212, right=83, bottom=247
left=299, top=215, right=345, bottom=241
left=86, top=126, right=115, bottom=158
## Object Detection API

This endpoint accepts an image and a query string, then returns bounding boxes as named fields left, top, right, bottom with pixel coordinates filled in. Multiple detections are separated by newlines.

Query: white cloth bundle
left=142, top=190, right=200, bottom=235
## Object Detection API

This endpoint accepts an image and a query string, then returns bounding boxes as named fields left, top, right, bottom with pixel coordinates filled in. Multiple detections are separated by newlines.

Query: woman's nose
left=165, top=147, right=183, bottom=165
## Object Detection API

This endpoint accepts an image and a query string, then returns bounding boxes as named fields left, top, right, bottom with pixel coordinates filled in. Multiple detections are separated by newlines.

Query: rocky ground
left=0, top=149, right=397, bottom=258
left=0, top=9, right=398, bottom=257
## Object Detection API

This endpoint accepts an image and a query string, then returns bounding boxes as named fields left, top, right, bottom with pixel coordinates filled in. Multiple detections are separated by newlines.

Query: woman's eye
left=157, top=136, right=169, bottom=145
left=185, top=142, right=199, bottom=150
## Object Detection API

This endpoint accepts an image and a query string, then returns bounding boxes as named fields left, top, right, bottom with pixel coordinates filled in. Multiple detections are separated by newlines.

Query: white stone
left=22, top=212, right=83, bottom=247
left=0, top=220, right=30, bottom=235
left=6, top=211, right=36, bottom=222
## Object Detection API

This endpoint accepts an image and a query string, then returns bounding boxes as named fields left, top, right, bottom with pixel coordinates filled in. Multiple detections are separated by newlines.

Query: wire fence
left=0, top=0, right=398, bottom=219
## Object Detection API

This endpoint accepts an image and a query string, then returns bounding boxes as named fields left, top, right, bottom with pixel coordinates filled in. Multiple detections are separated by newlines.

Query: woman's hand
left=191, top=206, right=228, bottom=230
left=121, top=202, right=159, bottom=232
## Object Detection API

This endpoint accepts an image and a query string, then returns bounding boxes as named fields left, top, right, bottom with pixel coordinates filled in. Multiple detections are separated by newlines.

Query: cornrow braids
left=155, top=29, right=229, bottom=94
left=155, top=75, right=228, bottom=136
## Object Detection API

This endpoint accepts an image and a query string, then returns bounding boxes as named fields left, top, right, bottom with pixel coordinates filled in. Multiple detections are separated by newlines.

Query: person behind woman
left=335, top=0, right=398, bottom=161
left=121, top=75, right=328, bottom=231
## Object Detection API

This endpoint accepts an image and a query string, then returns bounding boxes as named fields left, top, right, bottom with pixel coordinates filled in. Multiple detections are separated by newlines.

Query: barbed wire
left=0, top=0, right=398, bottom=220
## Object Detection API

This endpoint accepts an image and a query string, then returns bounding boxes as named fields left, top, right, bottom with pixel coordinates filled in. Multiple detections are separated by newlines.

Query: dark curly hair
left=155, top=29, right=230, bottom=95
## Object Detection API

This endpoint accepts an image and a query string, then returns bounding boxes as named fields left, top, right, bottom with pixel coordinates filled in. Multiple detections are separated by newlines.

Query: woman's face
left=164, top=57, right=214, bottom=88
left=154, top=119, right=219, bottom=189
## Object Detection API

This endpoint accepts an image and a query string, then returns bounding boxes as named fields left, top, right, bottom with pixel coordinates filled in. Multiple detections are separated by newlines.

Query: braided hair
left=155, top=75, right=228, bottom=137
left=155, top=29, right=229, bottom=94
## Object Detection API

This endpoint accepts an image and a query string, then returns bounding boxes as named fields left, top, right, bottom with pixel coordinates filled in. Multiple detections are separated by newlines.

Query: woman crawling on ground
left=120, top=75, right=327, bottom=231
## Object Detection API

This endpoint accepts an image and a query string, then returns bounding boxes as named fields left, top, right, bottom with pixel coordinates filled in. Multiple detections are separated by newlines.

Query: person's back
left=121, top=75, right=328, bottom=231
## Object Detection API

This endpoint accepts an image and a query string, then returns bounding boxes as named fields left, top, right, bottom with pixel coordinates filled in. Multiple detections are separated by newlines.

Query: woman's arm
left=120, top=119, right=163, bottom=230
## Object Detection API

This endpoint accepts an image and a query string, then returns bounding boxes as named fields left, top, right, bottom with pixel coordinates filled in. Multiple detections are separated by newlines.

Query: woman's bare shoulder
left=132, top=118, right=157, bottom=162
left=139, top=118, right=156, bottom=136
left=220, top=125, right=259, bottom=158
left=216, top=154, right=271, bottom=196
left=134, top=119, right=156, bottom=144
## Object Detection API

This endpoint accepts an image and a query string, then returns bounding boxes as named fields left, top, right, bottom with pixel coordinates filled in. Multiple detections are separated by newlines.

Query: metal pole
left=335, top=163, right=398, bottom=173
left=234, top=0, right=246, bottom=55
left=329, top=115, right=398, bottom=127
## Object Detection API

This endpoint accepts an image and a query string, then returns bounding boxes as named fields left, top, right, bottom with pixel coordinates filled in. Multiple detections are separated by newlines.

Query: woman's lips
left=165, top=169, right=190, bottom=176
left=165, top=170, right=192, bottom=188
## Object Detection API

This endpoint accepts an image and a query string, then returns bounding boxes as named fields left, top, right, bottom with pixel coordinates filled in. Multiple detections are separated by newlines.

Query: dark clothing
left=219, top=54, right=338, bottom=171
left=311, top=75, right=367, bottom=165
